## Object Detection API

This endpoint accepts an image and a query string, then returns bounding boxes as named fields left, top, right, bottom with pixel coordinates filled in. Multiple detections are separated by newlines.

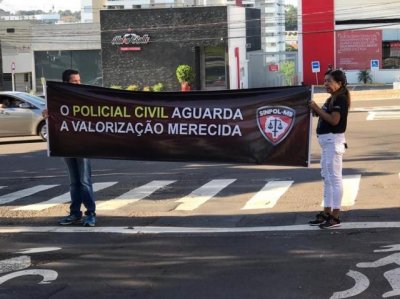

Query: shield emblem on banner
left=256, top=106, right=296, bottom=145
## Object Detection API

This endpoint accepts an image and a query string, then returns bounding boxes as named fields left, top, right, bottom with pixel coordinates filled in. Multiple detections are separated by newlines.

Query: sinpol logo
left=256, top=106, right=296, bottom=145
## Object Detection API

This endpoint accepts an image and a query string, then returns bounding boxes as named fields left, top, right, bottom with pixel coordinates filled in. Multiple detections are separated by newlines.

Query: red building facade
left=301, top=0, right=335, bottom=85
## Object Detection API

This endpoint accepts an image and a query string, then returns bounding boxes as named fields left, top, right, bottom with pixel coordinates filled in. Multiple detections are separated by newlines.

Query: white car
left=0, top=92, right=47, bottom=141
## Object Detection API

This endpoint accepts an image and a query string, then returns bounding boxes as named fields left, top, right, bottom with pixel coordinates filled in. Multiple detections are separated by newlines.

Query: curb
left=313, top=89, right=400, bottom=102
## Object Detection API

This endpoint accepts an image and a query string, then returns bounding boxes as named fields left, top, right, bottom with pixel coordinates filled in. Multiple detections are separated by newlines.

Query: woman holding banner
left=308, top=69, right=350, bottom=229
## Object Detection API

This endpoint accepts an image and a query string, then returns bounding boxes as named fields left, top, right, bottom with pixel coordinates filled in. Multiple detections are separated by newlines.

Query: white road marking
left=356, top=250, right=400, bottom=298
left=367, top=111, right=400, bottom=121
left=352, top=106, right=400, bottom=112
left=382, top=268, right=400, bottom=298
left=241, top=180, right=293, bottom=210
left=0, top=269, right=58, bottom=285
left=330, top=270, right=370, bottom=299
left=97, top=180, right=176, bottom=210
left=0, top=256, right=31, bottom=274
left=0, top=222, right=399, bottom=234
left=320, top=175, right=361, bottom=207
left=0, top=186, right=4, bottom=190
left=342, top=175, right=361, bottom=207
left=16, top=247, right=61, bottom=254
left=374, top=244, right=400, bottom=253
left=0, top=185, right=58, bottom=205
left=357, top=253, right=400, bottom=268
left=175, top=179, right=236, bottom=211
left=352, top=106, right=400, bottom=121
left=14, top=182, right=117, bottom=211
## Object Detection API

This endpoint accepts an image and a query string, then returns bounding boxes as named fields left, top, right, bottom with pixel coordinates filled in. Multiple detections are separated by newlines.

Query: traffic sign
left=371, top=59, right=379, bottom=70
left=311, top=61, right=320, bottom=73
left=268, top=64, right=279, bottom=72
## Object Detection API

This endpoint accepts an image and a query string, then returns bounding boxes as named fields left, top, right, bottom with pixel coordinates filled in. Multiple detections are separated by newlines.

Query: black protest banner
left=46, top=82, right=312, bottom=166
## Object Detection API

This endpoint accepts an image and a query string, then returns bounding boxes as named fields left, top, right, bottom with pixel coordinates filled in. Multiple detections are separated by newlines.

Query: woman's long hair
left=325, top=69, right=351, bottom=108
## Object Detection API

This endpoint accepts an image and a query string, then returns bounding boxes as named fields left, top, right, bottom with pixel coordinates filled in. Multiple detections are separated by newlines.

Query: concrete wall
left=346, top=70, right=400, bottom=85
left=100, top=7, right=228, bottom=91
left=0, top=41, right=3, bottom=91
left=0, top=21, right=101, bottom=91
left=31, top=23, right=101, bottom=51
left=227, top=6, right=247, bottom=89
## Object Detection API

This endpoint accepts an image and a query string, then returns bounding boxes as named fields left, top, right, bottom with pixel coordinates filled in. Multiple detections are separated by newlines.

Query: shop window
left=382, top=41, right=400, bottom=69
left=24, top=73, right=29, bottom=82
left=34, top=50, right=102, bottom=92
left=204, top=45, right=226, bottom=89
left=3, top=74, right=11, bottom=81
left=83, top=6, right=92, bottom=13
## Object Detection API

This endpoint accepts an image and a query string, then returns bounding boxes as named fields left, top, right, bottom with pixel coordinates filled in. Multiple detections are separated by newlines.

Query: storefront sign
left=120, top=47, right=141, bottom=52
left=336, top=30, right=382, bottom=70
left=112, top=33, right=150, bottom=45
left=268, top=64, right=279, bottom=72
left=46, top=82, right=312, bottom=167
left=111, top=33, right=150, bottom=51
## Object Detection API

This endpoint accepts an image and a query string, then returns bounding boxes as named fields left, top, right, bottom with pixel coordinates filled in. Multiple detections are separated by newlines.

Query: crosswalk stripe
left=341, top=175, right=361, bottom=206
left=367, top=111, right=400, bottom=121
left=175, top=179, right=236, bottom=211
left=0, top=185, right=58, bottom=205
left=352, top=106, right=400, bottom=112
left=0, top=186, right=4, bottom=190
left=241, top=180, right=293, bottom=210
left=14, top=182, right=117, bottom=211
left=97, top=180, right=176, bottom=210
left=320, top=174, right=361, bottom=207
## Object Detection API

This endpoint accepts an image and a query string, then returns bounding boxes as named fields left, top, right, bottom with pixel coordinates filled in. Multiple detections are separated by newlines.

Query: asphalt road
left=1, top=229, right=399, bottom=299
left=0, top=97, right=399, bottom=298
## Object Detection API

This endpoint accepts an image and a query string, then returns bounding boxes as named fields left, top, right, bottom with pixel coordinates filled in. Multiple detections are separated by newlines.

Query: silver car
left=0, top=92, right=47, bottom=141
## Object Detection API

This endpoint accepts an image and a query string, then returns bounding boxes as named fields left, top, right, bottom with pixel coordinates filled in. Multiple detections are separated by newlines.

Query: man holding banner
left=54, top=69, right=96, bottom=227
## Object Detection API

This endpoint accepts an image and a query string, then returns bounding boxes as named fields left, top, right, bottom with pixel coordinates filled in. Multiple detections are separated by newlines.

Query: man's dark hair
left=62, top=69, right=80, bottom=82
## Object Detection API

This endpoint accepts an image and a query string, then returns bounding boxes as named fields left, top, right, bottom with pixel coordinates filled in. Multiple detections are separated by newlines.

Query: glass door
left=201, top=45, right=227, bottom=90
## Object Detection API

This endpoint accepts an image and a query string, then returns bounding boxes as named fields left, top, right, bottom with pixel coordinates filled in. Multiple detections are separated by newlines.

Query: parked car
left=0, top=92, right=47, bottom=141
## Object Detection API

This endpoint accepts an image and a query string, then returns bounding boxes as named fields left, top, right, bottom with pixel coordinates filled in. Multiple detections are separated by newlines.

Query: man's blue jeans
left=64, top=158, right=95, bottom=216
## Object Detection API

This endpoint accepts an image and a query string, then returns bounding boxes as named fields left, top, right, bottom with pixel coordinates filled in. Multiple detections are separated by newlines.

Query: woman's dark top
left=316, top=93, right=349, bottom=135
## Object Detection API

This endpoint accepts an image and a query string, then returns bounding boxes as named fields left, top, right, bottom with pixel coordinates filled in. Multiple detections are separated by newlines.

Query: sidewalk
left=312, top=88, right=400, bottom=102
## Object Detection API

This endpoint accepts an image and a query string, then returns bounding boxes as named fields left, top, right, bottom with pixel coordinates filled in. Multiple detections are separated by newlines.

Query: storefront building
left=298, top=0, right=400, bottom=85
left=100, top=6, right=261, bottom=91
left=0, top=21, right=101, bottom=92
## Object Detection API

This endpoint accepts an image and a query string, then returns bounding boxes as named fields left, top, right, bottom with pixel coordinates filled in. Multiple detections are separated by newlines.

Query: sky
left=0, top=0, right=297, bottom=13
left=0, top=0, right=82, bottom=13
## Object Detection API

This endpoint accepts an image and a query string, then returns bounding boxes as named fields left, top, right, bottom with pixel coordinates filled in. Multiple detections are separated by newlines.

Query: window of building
left=6, top=28, right=15, bottom=33
left=34, top=50, right=102, bottom=91
left=3, top=74, right=12, bottom=81
left=203, top=45, right=226, bottom=89
left=382, top=41, right=400, bottom=69
left=83, top=6, right=92, bottom=13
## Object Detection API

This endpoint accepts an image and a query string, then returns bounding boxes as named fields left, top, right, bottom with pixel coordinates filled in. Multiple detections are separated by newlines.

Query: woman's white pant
left=318, top=133, right=346, bottom=209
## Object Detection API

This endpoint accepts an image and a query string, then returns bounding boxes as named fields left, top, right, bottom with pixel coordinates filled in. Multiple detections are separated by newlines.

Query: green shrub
left=279, top=61, right=296, bottom=86
left=126, top=84, right=140, bottom=91
left=358, top=70, right=372, bottom=84
left=142, top=86, right=152, bottom=92
left=110, top=85, right=123, bottom=89
left=152, top=83, right=165, bottom=92
left=176, top=64, right=195, bottom=83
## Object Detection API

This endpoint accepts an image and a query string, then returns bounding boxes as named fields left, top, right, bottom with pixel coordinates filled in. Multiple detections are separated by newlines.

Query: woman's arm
left=309, top=100, right=340, bottom=126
